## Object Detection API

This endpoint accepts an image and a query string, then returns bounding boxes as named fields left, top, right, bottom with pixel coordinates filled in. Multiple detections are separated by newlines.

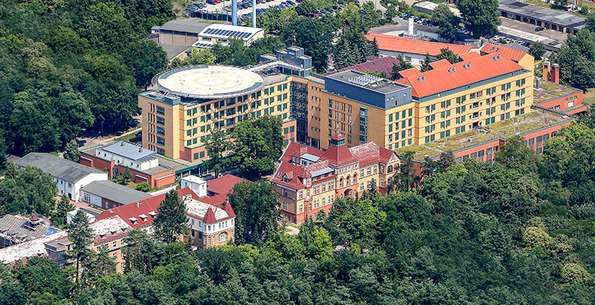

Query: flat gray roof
left=326, top=70, right=409, bottom=94
left=499, top=0, right=586, bottom=27
left=0, top=215, right=55, bottom=243
left=16, top=153, right=104, bottom=183
left=101, top=141, right=156, bottom=162
left=157, top=18, right=209, bottom=34
left=81, top=181, right=151, bottom=204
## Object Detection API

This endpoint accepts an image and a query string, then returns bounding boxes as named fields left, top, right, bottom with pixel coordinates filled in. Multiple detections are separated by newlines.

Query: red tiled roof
left=95, top=230, right=129, bottom=245
left=272, top=137, right=399, bottom=190
left=395, top=53, right=525, bottom=98
left=199, top=193, right=228, bottom=207
left=367, top=33, right=475, bottom=57
left=203, top=207, right=217, bottom=224
left=481, top=43, right=527, bottom=62
left=349, top=142, right=396, bottom=167
left=323, top=144, right=356, bottom=166
left=222, top=201, right=236, bottom=218
left=207, top=174, right=244, bottom=196
left=96, top=188, right=199, bottom=229
left=339, top=56, right=402, bottom=77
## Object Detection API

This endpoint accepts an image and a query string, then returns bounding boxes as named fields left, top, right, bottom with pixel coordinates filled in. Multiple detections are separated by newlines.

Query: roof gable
left=396, top=53, right=525, bottom=98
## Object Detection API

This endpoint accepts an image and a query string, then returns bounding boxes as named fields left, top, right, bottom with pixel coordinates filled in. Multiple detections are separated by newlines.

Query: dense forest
left=1, top=119, right=593, bottom=304
left=0, top=0, right=173, bottom=156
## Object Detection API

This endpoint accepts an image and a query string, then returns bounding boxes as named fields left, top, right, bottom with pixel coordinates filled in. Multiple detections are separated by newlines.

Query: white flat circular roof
left=155, top=65, right=264, bottom=99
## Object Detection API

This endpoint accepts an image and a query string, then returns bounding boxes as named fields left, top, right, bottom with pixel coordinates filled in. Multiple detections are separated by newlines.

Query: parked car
left=535, top=26, right=545, bottom=32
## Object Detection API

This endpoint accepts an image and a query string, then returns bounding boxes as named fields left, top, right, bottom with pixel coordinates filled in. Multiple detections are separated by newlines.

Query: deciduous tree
left=229, top=181, right=281, bottom=244
left=206, top=128, right=230, bottom=177
left=230, top=117, right=283, bottom=180
left=431, top=4, right=460, bottom=42
left=63, top=139, right=80, bottom=162
left=529, top=42, right=545, bottom=60
left=458, top=0, right=500, bottom=38
left=0, top=164, right=57, bottom=216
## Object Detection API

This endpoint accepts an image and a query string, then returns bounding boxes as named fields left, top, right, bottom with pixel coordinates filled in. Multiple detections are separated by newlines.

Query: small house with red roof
left=96, top=174, right=242, bottom=249
left=271, top=134, right=399, bottom=224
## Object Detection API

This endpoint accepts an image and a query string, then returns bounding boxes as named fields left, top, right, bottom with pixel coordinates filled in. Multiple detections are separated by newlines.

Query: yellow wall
left=304, top=69, right=533, bottom=150
left=140, top=78, right=293, bottom=161
left=414, top=70, right=534, bottom=144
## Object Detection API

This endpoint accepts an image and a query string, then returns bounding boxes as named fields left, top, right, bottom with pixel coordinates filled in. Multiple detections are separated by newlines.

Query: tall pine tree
left=68, top=210, right=93, bottom=288
left=153, top=190, right=188, bottom=243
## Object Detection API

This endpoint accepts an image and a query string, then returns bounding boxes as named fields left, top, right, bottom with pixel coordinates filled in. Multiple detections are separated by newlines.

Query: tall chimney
left=232, top=0, right=238, bottom=26
left=552, top=63, right=560, bottom=84
left=408, top=17, right=414, bottom=36
left=252, top=0, right=257, bottom=27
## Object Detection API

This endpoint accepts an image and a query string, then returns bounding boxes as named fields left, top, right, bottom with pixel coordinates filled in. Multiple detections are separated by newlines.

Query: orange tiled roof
left=481, top=43, right=527, bottom=62
left=367, top=33, right=475, bottom=57
left=395, top=53, right=526, bottom=98
left=368, top=34, right=529, bottom=63
left=429, top=59, right=452, bottom=70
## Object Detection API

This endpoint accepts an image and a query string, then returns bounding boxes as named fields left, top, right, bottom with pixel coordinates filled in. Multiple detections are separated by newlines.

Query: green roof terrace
left=399, top=108, right=572, bottom=161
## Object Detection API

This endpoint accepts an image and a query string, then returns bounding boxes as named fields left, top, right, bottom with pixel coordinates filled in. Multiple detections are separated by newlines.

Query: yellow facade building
left=301, top=44, right=535, bottom=151
left=139, top=65, right=296, bottom=162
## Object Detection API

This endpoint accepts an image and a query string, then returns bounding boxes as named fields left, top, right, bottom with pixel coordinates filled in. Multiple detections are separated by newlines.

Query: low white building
left=95, top=141, right=159, bottom=171
left=16, top=153, right=108, bottom=201
left=193, top=24, right=264, bottom=48
left=180, top=175, right=207, bottom=197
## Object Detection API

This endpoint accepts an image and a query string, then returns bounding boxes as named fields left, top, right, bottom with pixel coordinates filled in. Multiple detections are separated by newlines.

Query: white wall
left=80, top=191, right=103, bottom=208
left=72, top=173, right=108, bottom=202
left=180, top=176, right=207, bottom=197
left=188, top=217, right=234, bottom=234
left=95, top=149, right=158, bottom=171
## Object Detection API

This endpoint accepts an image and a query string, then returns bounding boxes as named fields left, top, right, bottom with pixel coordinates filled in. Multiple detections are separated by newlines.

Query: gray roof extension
left=499, top=0, right=586, bottom=27
left=16, top=153, right=104, bottom=183
left=100, top=141, right=156, bottom=161
left=81, top=181, right=151, bottom=204
left=156, top=18, right=209, bottom=34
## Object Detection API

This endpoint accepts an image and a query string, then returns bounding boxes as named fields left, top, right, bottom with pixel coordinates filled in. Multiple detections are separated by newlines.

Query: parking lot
left=188, top=0, right=298, bottom=17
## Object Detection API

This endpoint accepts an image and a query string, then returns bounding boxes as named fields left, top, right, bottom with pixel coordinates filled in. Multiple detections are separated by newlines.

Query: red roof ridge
left=429, top=59, right=452, bottom=70
left=203, top=207, right=217, bottom=224
left=222, top=201, right=236, bottom=218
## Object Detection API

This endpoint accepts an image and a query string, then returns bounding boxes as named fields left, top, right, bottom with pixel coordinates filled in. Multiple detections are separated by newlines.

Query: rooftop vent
left=417, top=75, right=425, bottom=81
left=448, top=67, right=456, bottom=73
left=148, top=211, right=156, bottom=217
left=463, top=63, right=471, bottom=69
left=120, top=142, right=124, bottom=146
left=492, top=55, right=501, bottom=61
